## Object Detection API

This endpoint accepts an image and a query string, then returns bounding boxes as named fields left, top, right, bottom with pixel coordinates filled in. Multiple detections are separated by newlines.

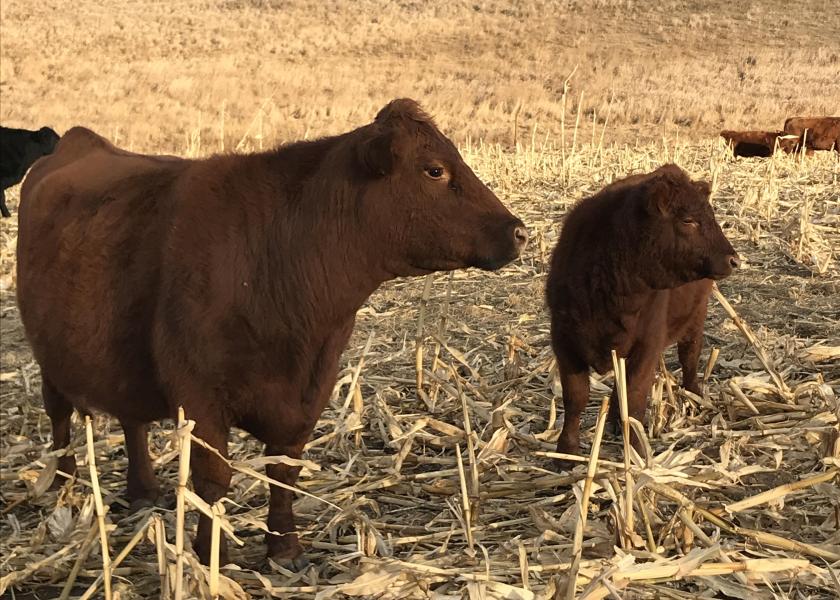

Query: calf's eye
left=425, top=166, right=445, bottom=179
left=682, top=218, right=698, bottom=227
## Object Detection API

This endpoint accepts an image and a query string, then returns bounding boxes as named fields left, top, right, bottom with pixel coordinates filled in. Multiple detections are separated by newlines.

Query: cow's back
left=17, top=129, right=187, bottom=421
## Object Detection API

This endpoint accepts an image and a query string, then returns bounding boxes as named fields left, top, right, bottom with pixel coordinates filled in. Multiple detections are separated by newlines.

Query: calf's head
left=636, top=164, right=738, bottom=288
left=353, top=99, right=527, bottom=276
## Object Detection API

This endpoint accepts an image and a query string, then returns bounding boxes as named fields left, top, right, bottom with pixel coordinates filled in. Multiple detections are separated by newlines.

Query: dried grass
left=2, top=0, right=840, bottom=150
left=1, top=6, right=839, bottom=595
left=1, top=135, right=837, bottom=598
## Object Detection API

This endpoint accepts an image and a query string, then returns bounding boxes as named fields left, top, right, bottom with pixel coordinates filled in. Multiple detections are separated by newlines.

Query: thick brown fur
left=719, top=130, right=800, bottom=157
left=16, top=98, right=527, bottom=568
left=783, top=116, right=840, bottom=152
left=545, top=164, right=738, bottom=464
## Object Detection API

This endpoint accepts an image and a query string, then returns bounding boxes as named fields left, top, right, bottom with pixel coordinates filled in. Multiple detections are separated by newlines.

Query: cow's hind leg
left=121, top=420, right=160, bottom=511
left=190, top=419, right=232, bottom=566
left=42, top=377, right=77, bottom=488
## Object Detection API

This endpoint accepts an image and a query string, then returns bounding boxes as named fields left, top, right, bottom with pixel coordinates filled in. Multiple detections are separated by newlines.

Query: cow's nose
left=513, top=225, right=529, bottom=251
left=728, top=255, right=740, bottom=269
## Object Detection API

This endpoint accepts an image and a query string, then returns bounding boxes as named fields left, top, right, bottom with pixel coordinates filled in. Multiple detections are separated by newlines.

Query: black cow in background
left=1, top=126, right=61, bottom=217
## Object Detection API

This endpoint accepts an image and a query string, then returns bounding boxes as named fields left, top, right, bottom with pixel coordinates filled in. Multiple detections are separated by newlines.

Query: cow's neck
left=261, top=188, right=388, bottom=332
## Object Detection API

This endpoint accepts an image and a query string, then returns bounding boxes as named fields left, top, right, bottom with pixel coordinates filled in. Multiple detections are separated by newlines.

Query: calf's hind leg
left=42, top=378, right=77, bottom=487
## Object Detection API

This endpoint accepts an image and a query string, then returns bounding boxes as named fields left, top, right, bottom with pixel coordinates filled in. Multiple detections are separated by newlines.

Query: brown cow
left=16, top=99, right=528, bottom=568
left=546, top=164, right=738, bottom=465
left=783, top=116, right=840, bottom=152
left=719, top=130, right=800, bottom=157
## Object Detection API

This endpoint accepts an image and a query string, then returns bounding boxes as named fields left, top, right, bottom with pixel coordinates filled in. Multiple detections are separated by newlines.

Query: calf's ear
left=693, top=180, right=711, bottom=197
left=646, top=176, right=674, bottom=216
left=356, top=128, right=395, bottom=177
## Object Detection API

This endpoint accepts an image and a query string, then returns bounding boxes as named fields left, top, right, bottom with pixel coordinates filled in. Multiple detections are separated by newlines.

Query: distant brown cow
left=783, top=116, right=840, bottom=152
left=719, top=130, right=799, bottom=157
left=17, top=99, right=528, bottom=568
left=546, top=164, right=738, bottom=464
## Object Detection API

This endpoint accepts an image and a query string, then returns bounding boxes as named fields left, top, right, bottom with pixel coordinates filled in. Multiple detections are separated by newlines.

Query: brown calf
left=16, top=99, right=527, bottom=568
left=783, top=116, right=840, bottom=152
left=546, top=164, right=738, bottom=464
left=719, top=130, right=799, bottom=157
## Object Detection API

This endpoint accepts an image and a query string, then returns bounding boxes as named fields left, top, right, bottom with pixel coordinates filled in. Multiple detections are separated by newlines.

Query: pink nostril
left=513, top=226, right=529, bottom=249
left=729, top=255, right=740, bottom=269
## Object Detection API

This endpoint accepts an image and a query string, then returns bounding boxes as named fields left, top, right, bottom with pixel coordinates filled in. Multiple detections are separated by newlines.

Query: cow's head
left=352, top=99, right=527, bottom=276
left=636, top=164, right=739, bottom=288
left=33, top=127, right=60, bottom=155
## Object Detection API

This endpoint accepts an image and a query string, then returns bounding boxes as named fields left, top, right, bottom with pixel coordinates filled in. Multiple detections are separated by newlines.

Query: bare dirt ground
left=1, top=1, right=838, bottom=598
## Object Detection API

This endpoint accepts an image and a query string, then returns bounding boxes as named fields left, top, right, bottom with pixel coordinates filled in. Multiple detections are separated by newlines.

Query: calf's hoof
left=49, top=474, right=72, bottom=492
left=683, top=381, right=703, bottom=396
left=553, top=436, right=582, bottom=472
left=604, top=419, right=621, bottom=438
left=194, top=538, right=230, bottom=567
left=110, top=495, right=159, bottom=515
left=552, top=457, right=579, bottom=472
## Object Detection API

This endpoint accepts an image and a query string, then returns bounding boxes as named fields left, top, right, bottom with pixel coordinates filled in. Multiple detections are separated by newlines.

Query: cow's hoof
left=50, top=458, right=77, bottom=490
left=129, top=498, right=157, bottom=513
left=151, top=492, right=176, bottom=511
left=268, top=553, right=310, bottom=572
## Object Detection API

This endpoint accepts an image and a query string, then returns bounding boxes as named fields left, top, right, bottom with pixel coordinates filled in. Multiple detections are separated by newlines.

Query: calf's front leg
left=613, top=341, right=661, bottom=458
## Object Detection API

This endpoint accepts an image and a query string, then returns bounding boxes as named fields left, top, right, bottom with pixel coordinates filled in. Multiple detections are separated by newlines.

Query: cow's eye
left=682, top=218, right=698, bottom=227
left=425, top=166, right=445, bottom=179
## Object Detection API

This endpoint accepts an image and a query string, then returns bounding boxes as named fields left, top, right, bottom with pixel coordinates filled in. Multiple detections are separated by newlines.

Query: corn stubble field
left=1, top=0, right=839, bottom=598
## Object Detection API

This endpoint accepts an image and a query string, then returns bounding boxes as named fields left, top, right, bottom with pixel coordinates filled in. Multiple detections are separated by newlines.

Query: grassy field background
left=1, top=1, right=838, bottom=599
left=2, top=0, right=839, bottom=150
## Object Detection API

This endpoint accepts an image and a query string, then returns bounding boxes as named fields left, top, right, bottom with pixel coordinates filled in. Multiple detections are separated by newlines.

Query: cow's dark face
left=355, top=99, right=527, bottom=277
left=34, top=127, right=60, bottom=156
left=638, top=165, right=738, bottom=289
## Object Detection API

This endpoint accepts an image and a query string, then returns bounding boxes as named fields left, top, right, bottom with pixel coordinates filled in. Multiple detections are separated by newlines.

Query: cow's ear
left=356, top=128, right=395, bottom=177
